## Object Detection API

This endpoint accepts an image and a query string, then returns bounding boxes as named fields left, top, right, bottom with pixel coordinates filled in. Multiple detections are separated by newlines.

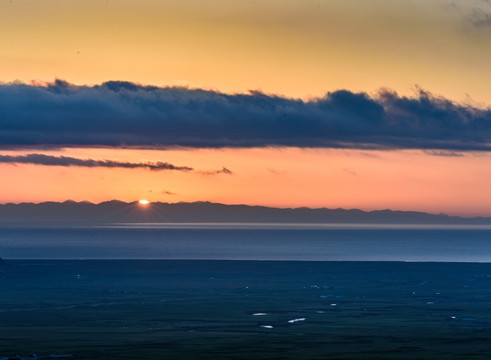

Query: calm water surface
left=1, top=224, right=491, bottom=261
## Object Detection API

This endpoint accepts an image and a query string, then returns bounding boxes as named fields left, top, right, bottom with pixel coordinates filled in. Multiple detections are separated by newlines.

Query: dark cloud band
left=1, top=80, right=490, bottom=151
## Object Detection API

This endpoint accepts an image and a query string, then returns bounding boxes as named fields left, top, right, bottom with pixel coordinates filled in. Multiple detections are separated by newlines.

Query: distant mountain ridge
left=0, top=200, right=490, bottom=225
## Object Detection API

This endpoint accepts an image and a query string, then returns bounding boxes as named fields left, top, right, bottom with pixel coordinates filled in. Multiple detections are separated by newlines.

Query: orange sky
left=1, top=0, right=490, bottom=215
left=1, top=148, right=490, bottom=217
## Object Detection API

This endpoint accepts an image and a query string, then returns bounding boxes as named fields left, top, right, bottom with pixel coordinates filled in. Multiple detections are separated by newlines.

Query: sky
left=1, top=0, right=491, bottom=216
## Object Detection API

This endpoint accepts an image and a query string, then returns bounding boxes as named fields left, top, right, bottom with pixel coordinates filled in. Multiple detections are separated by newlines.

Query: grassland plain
left=2, top=260, right=491, bottom=359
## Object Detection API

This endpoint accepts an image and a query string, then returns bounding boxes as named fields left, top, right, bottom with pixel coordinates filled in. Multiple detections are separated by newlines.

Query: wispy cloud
left=198, top=167, right=233, bottom=176
left=447, top=0, right=491, bottom=28
left=0, top=153, right=235, bottom=176
left=1, top=80, right=491, bottom=151
left=0, top=153, right=193, bottom=171
left=423, top=150, right=464, bottom=157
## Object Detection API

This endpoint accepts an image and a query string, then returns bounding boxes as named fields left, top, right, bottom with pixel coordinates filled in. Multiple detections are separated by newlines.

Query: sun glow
left=138, top=199, right=150, bottom=205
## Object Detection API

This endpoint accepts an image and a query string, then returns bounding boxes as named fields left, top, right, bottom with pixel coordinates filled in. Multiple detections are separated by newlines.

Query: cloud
left=198, top=167, right=233, bottom=176
left=343, top=168, right=358, bottom=176
left=448, top=0, right=491, bottom=28
left=423, top=150, right=464, bottom=157
left=0, top=153, right=193, bottom=171
left=268, top=168, right=287, bottom=176
left=1, top=80, right=491, bottom=151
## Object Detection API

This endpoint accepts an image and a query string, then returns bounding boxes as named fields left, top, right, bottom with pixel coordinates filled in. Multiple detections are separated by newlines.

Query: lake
left=1, top=224, right=491, bottom=261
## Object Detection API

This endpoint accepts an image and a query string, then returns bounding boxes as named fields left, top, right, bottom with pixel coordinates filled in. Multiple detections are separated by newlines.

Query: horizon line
left=1, top=199, right=489, bottom=219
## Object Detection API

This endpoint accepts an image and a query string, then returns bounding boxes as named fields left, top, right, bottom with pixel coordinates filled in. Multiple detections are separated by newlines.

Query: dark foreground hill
left=0, top=200, right=490, bottom=225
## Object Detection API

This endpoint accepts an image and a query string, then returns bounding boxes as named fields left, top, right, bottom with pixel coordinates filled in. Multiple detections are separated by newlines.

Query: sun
left=138, top=199, right=150, bottom=205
